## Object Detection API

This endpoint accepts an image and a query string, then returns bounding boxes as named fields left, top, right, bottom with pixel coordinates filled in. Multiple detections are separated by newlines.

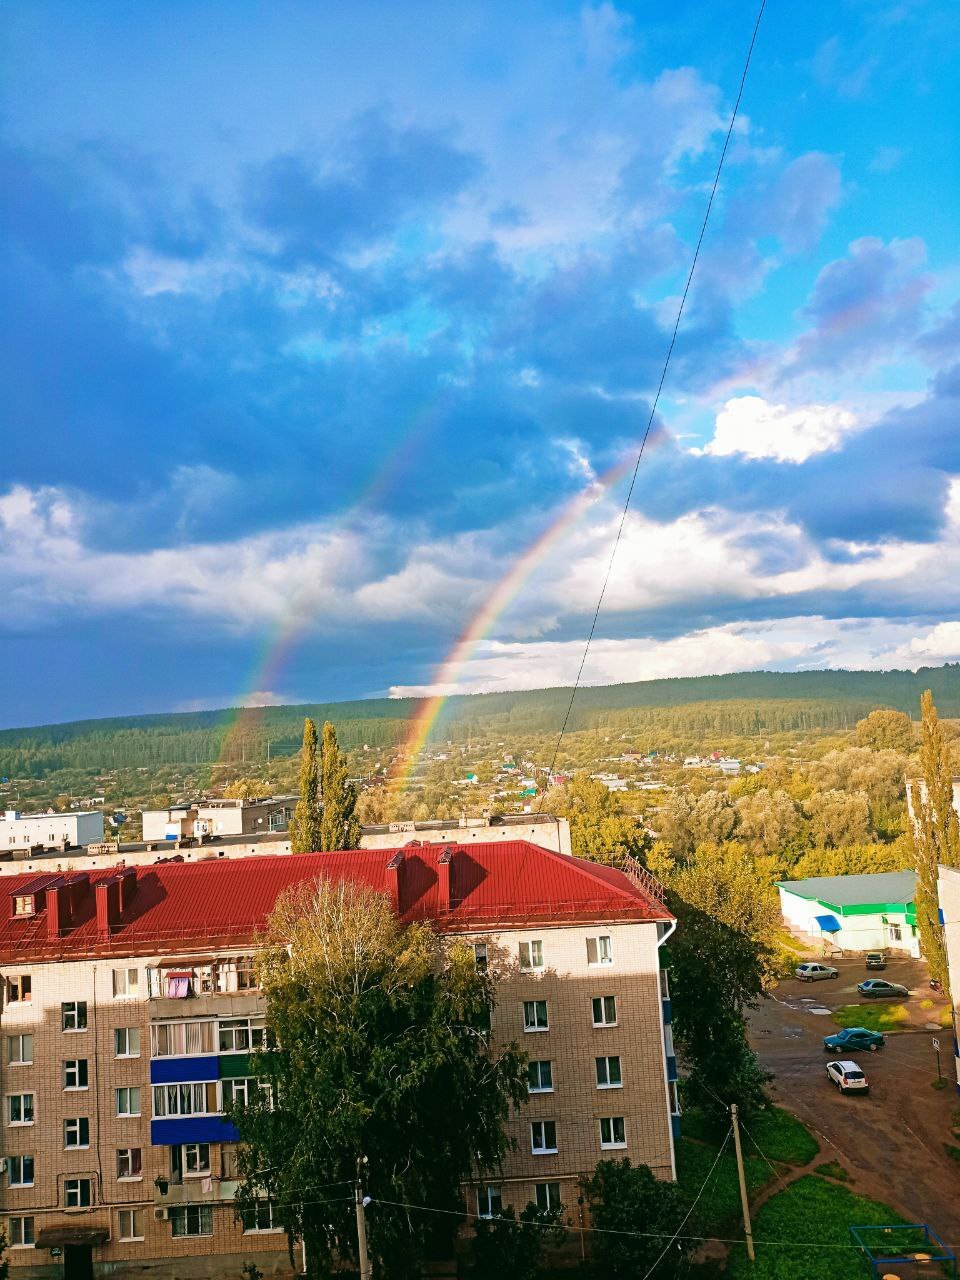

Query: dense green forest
left=2, top=664, right=960, bottom=778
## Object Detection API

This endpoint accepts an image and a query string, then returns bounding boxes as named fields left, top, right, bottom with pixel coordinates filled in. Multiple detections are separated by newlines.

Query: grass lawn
left=814, top=1160, right=848, bottom=1181
left=725, top=1175, right=910, bottom=1280
left=675, top=1134, right=774, bottom=1242
left=831, top=1002, right=909, bottom=1031
left=746, top=1106, right=820, bottom=1166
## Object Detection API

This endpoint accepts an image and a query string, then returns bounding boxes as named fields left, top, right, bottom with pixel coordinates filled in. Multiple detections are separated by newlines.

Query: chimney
left=118, top=865, right=137, bottom=914
left=47, top=884, right=65, bottom=939
left=385, top=850, right=404, bottom=914
left=95, top=869, right=130, bottom=940
left=437, top=846, right=454, bottom=913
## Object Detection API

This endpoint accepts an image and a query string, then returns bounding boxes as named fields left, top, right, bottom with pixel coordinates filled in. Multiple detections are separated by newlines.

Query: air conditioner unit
left=154, top=1208, right=169, bottom=1221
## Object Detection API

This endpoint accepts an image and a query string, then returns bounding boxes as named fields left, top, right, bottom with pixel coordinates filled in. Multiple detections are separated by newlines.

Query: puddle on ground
left=808, top=1007, right=832, bottom=1015
left=924, top=1022, right=941, bottom=1030
left=782, top=1027, right=804, bottom=1038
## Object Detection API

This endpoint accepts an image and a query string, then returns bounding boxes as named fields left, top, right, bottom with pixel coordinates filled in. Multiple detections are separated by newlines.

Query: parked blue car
left=823, top=1026, right=885, bottom=1053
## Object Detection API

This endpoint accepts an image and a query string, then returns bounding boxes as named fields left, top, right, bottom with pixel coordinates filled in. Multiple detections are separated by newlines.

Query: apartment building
left=140, top=798, right=295, bottom=844
left=937, top=864, right=960, bottom=1092
left=0, top=813, right=104, bottom=855
left=0, top=842, right=676, bottom=1278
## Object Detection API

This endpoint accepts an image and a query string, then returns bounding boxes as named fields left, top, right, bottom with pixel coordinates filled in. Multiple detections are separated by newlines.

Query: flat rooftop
left=776, top=869, right=916, bottom=907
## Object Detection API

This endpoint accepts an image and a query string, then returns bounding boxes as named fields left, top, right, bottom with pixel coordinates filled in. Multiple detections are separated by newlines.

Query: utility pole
left=730, top=1104, right=755, bottom=1263
left=355, top=1156, right=373, bottom=1280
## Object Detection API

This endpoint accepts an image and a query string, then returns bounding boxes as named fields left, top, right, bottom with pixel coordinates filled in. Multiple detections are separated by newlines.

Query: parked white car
left=826, top=1059, right=869, bottom=1093
left=795, top=962, right=839, bottom=982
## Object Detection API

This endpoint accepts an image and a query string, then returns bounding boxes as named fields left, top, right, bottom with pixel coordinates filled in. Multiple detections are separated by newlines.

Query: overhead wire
left=538, top=0, right=768, bottom=794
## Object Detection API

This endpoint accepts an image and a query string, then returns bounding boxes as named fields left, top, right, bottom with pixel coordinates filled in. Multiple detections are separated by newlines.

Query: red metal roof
left=0, top=841, right=671, bottom=963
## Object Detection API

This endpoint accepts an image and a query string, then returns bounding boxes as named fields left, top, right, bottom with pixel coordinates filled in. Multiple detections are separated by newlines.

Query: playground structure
left=850, top=1224, right=956, bottom=1278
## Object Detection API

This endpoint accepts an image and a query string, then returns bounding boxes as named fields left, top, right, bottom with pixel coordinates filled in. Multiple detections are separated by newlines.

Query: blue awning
left=815, top=913, right=841, bottom=933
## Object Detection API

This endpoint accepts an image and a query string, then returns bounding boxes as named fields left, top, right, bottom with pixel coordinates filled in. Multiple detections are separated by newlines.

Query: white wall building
left=776, top=870, right=920, bottom=956
left=141, top=798, right=295, bottom=843
left=0, top=809, right=104, bottom=852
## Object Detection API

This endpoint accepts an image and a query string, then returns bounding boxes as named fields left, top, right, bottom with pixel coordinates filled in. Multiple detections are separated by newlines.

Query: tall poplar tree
left=909, top=689, right=960, bottom=988
left=318, top=720, right=361, bottom=851
left=290, top=718, right=321, bottom=853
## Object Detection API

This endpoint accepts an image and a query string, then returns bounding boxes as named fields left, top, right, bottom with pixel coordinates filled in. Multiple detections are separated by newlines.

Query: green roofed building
left=775, top=870, right=920, bottom=957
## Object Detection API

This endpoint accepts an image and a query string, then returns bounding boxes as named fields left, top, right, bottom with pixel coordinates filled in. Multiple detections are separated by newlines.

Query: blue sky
left=1, top=0, right=959, bottom=726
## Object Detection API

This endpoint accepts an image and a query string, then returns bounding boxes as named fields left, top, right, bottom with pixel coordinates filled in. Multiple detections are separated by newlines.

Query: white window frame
left=478, top=1185, right=502, bottom=1219
left=592, top=995, right=617, bottom=1027
left=152, top=1082, right=215, bottom=1118
left=184, top=1143, right=211, bottom=1175
left=7, top=1033, right=33, bottom=1066
left=63, top=1117, right=90, bottom=1149
left=7, top=1155, right=34, bottom=1187
left=115, top=1027, right=141, bottom=1058
left=118, top=1208, right=144, bottom=1242
left=7, top=1093, right=34, bottom=1126
left=65, top=1178, right=92, bottom=1208
left=518, top=939, right=544, bottom=971
left=473, top=942, right=488, bottom=973
left=63, top=1059, right=89, bottom=1090
left=61, top=1001, right=87, bottom=1032
left=218, top=1018, right=266, bottom=1054
left=522, top=1000, right=548, bottom=1032
left=12, top=895, right=35, bottom=918
left=527, top=1060, right=554, bottom=1093
left=112, top=967, right=139, bottom=998
left=150, top=1019, right=216, bottom=1059
left=8, top=1214, right=35, bottom=1248
left=170, top=1204, right=213, bottom=1238
left=596, top=1056, right=622, bottom=1089
left=599, top=1116, right=627, bottom=1149
left=242, top=1200, right=280, bottom=1233
left=535, top=1182, right=561, bottom=1213
left=117, top=1147, right=142, bottom=1179
left=530, top=1119, right=558, bottom=1155
left=586, top=934, right=613, bottom=967
left=116, top=1086, right=141, bottom=1118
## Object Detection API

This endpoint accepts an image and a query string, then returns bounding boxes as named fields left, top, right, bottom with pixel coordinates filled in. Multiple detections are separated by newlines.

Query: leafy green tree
left=223, top=777, right=269, bottom=801
left=805, top=789, right=871, bottom=848
left=581, top=1159, right=694, bottom=1279
left=689, top=789, right=737, bottom=845
left=665, top=896, right=771, bottom=1126
left=228, top=878, right=528, bottom=1280
left=541, top=775, right=650, bottom=864
left=670, top=842, right=782, bottom=959
left=909, top=690, right=960, bottom=988
left=468, top=1203, right=565, bottom=1280
left=318, top=720, right=361, bottom=851
left=0, top=1230, right=8, bottom=1280
left=856, top=707, right=914, bottom=752
left=734, top=789, right=802, bottom=854
left=290, top=718, right=321, bottom=853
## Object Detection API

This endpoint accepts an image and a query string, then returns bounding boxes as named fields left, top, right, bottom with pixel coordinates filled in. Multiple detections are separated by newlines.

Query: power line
left=639, top=1126, right=732, bottom=1279
left=539, top=0, right=767, bottom=793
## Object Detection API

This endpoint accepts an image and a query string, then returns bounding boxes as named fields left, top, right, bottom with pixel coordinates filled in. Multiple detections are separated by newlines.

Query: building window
left=113, top=968, right=139, bottom=998
left=8, top=1215, right=34, bottom=1247
left=116, top=1086, right=141, bottom=1117
left=596, top=1056, right=622, bottom=1089
left=65, top=1179, right=92, bottom=1208
left=242, top=1201, right=279, bottom=1233
left=592, top=995, right=617, bottom=1027
left=170, top=1205, right=213, bottom=1238
left=5, top=975, right=31, bottom=1003
left=535, top=1182, right=561, bottom=1213
left=889, top=922, right=903, bottom=942
left=478, top=1185, right=502, bottom=1218
left=531, top=1120, right=558, bottom=1154
left=118, top=1208, right=143, bottom=1241
left=13, top=895, right=35, bottom=917
left=184, top=1143, right=211, bottom=1175
left=221, top=1146, right=241, bottom=1180
left=64, top=1117, right=90, bottom=1149
left=117, top=1147, right=142, bottom=1179
left=165, top=971, right=193, bottom=999
left=7, top=1034, right=32, bottom=1065
left=236, top=957, right=257, bottom=990
left=519, top=940, right=544, bottom=970
left=668, top=1079, right=680, bottom=1115
left=151, top=1020, right=215, bottom=1058
left=221, top=1077, right=270, bottom=1109
left=586, top=935, right=613, bottom=966
left=215, top=958, right=259, bottom=993
left=63, top=1059, right=88, bottom=1090
left=62, top=1001, right=88, bottom=1032
left=7, top=1155, right=34, bottom=1187
left=599, top=1117, right=626, bottom=1149
left=527, top=1060, right=554, bottom=1093
left=153, top=1082, right=218, bottom=1118
left=218, top=1018, right=266, bottom=1053
left=7, top=1093, right=34, bottom=1125
left=473, top=943, right=488, bottom=973
left=659, top=969, right=670, bottom=999
left=523, top=1000, right=549, bottom=1032
left=115, top=1027, right=141, bottom=1058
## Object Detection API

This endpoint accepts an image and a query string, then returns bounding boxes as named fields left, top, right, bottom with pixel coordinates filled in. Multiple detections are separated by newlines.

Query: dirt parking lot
left=749, top=955, right=960, bottom=1242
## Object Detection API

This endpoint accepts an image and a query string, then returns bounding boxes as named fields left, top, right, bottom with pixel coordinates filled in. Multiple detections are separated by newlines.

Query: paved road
left=749, top=955, right=960, bottom=1245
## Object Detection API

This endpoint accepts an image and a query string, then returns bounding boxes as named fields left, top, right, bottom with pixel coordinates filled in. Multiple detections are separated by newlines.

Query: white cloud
left=702, top=395, right=859, bottom=463
left=887, top=621, right=960, bottom=665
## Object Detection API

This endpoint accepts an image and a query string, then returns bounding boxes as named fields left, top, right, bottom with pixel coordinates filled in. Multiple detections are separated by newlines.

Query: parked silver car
left=795, top=962, right=839, bottom=982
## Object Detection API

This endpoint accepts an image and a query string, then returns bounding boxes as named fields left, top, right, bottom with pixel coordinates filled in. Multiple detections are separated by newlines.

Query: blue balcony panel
left=666, top=1055, right=678, bottom=1082
left=671, top=1114, right=682, bottom=1140
left=151, top=1117, right=238, bottom=1147
left=150, top=1056, right=218, bottom=1085
left=661, top=998, right=672, bottom=1025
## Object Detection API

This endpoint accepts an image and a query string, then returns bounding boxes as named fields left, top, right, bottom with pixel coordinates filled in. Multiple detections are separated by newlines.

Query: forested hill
left=3, top=664, right=960, bottom=777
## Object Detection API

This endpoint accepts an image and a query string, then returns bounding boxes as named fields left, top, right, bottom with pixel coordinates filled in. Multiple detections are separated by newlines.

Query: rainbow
left=387, top=436, right=666, bottom=787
